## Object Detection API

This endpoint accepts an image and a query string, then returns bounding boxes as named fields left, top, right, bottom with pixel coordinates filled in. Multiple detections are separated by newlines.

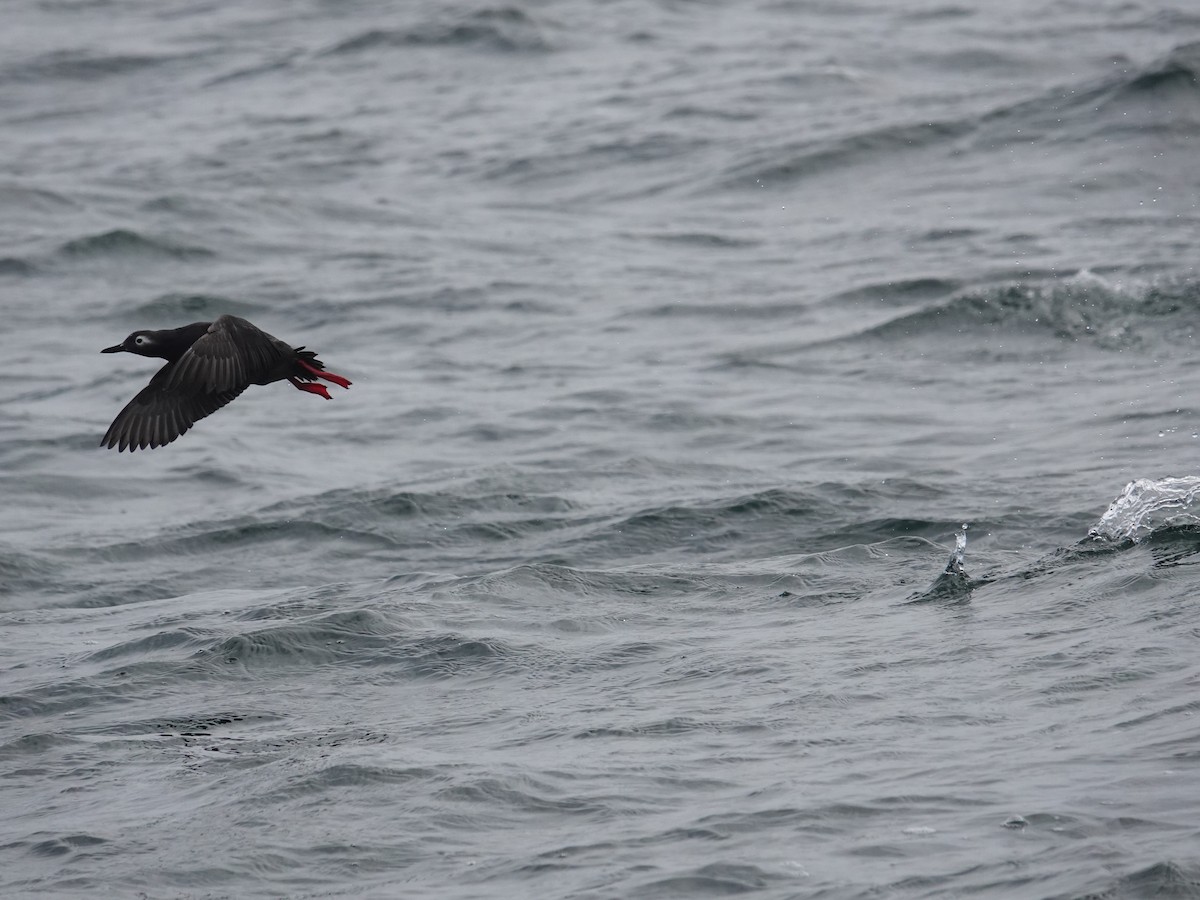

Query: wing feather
left=102, top=363, right=245, bottom=452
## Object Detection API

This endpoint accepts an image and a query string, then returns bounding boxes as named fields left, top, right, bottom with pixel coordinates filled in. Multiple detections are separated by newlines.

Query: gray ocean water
left=4, top=1, right=1200, bottom=897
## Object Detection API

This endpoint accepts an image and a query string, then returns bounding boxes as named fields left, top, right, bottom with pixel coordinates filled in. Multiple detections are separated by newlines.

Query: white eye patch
left=135, top=335, right=148, bottom=345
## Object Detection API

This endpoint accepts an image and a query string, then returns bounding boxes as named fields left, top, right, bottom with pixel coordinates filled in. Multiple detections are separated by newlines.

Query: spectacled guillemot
left=101, top=314, right=351, bottom=451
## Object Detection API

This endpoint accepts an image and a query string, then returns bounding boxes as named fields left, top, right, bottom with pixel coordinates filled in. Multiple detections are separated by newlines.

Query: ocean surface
left=3, top=1, right=1200, bottom=897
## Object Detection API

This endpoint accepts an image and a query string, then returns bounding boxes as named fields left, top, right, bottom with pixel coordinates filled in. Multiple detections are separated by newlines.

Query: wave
left=551, top=484, right=961, bottom=566
left=1070, top=860, right=1200, bottom=900
left=913, top=475, right=1200, bottom=602
left=22, top=471, right=1194, bottom=617
left=0, top=257, right=35, bottom=276
left=1105, top=40, right=1200, bottom=106
left=0, top=183, right=81, bottom=213
left=1089, top=477, right=1200, bottom=545
left=0, top=544, right=56, bottom=599
left=477, top=131, right=705, bottom=193
left=57, top=228, right=214, bottom=261
left=125, top=292, right=259, bottom=320
left=845, top=274, right=1200, bottom=349
left=204, top=53, right=300, bottom=88
left=323, top=7, right=552, bottom=57
left=966, top=41, right=1200, bottom=145
left=0, top=49, right=192, bottom=85
left=713, top=119, right=971, bottom=192
left=15, top=476, right=968, bottom=610
left=635, top=230, right=762, bottom=250
left=909, top=525, right=972, bottom=602
left=827, top=276, right=964, bottom=306
left=711, top=40, right=1200, bottom=192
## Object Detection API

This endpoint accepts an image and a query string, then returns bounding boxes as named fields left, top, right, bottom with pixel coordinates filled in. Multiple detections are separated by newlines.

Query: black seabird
left=101, top=314, right=352, bottom=451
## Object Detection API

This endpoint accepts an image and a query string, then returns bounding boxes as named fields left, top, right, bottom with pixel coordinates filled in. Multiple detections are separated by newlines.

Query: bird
left=100, top=314, right=351, bottom=451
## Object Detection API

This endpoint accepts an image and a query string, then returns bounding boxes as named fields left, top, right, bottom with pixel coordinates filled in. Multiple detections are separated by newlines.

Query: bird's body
left=101, top=314, right=351, bottom=451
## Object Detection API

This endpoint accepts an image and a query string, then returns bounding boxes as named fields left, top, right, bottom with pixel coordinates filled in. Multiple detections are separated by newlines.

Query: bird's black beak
left=101, top=344, right=125, bottom=353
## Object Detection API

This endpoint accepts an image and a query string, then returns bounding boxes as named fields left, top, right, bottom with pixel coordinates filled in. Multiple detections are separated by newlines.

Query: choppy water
left=4, top=1, right=1200, bottom=897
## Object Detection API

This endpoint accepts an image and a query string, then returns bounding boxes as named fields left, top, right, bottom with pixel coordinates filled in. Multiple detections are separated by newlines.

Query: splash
left=1089, top=477, right=1200, bottom=543
left=909, top=523, right=971, bottom=602
left=951, top=523, right=968, bottom=574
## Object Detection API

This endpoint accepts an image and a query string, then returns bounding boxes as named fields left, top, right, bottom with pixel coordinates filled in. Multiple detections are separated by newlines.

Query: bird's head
left=102, top=331, right=163, bottom=358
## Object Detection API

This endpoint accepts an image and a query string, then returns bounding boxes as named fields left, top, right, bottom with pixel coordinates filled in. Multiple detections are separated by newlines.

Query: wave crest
left=1090, top=477, right=1200, bottom=544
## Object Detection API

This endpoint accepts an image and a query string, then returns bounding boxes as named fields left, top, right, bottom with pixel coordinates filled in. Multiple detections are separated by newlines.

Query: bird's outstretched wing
left=163, top=314, right=290, bottom=394
left=101, top=368, right=245, bottom=451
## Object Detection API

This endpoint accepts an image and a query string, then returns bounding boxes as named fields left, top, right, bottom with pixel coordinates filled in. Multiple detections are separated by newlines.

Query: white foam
left=1089, top=476, right=1200, bottom=543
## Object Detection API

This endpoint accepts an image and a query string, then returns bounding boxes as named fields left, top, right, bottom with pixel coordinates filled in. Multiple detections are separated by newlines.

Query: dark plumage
left=101, top=314, right=351, bottom=451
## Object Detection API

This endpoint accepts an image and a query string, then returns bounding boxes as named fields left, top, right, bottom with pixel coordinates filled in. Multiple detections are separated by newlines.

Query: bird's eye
left=135, top=336, right=147, bottom=345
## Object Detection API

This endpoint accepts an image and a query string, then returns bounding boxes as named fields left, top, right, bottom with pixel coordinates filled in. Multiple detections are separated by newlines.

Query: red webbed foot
left=297, top=359, right=352, bottom=389
left=290, top=378, right=332, bottom=399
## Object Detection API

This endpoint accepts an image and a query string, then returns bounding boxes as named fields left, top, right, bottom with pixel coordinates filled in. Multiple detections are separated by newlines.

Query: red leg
left=297, top=359, right=352, bottom=389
